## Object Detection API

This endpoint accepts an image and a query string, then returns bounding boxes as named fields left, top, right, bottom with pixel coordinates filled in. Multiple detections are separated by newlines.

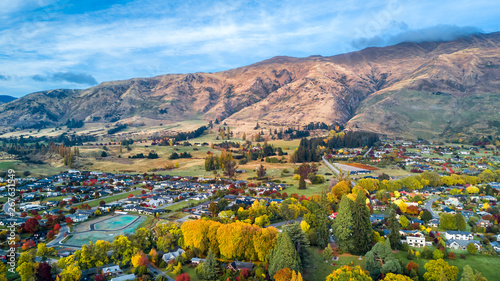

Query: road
left=47, top=225, right=69, bottom=247
left=321, top=156, right=356, bottom=187
left=269, top=217, right=302, bottom=228
left=363, top=147, right=373, bottom=158
left=2, top=196, right=20, bottom=216
left=424, top=197, right=439, bottom=219
left=148, top=264, right=174, bottom=281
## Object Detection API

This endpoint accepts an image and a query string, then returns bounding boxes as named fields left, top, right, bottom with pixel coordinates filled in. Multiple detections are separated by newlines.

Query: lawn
left=303, top=247, right=366, bottom=281
left=74, top=189, right=144, bottom=208
left=164, top=199, right=200, bottom=211
left=395, top=248, right=498, bottom=281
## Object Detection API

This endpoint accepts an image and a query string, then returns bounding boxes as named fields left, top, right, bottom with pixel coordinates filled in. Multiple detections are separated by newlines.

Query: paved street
left=424, top=197, right=440, bottom=219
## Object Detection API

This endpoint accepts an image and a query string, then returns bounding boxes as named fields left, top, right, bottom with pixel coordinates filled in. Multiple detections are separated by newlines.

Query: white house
left=162, top=248, right=185, bottom=263
left=446, top=239, right=481, bottom=251
left=102, top=265, right=123, bottom=276
left=403, top=235, right=426, bottom=247
left=443, top=231, right=473, bottom=241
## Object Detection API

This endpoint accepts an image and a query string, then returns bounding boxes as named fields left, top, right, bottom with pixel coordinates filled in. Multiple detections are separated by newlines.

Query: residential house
left=162, top=248, right=185, bottom=263
left=102, top=265, right=123, bottom=277
left=110, top=274, right=136, bottom=281
left=446, top=239, right=481, bottom=251
left=428, top=218, right=440, bottom=228
left=228, top=261, right=254, bottom=271
left=443, top=231, right=473, bottom=240
left=191, top=258, right=206, bottom=265
left=476, top=219, right=492, bottom=228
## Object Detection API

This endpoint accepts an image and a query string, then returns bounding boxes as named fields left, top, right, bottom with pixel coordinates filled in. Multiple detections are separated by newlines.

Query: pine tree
left=351, top=191, right=372, bottom=255
left=333, top=195, right=353, bottom=253
left=282, top=222, right=310, bottom=269
left=316, top=193, right=330, bottom=249
left=387, top=208, right=402, bottom=250
left=202, top=248, right=218, bottom=280
left=269, top=231, right=300, bottom=278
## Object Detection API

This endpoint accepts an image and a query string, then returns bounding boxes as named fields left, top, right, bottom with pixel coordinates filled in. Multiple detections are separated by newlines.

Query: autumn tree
left=131, top=251, right=149, bottom=268
left=326, top=265, right=372, bottom=281
left=423, top=259, right=458, bottom=281
left=224, top=160, right=237, bottom=178
left=269, top=231, right=300, bottom=278
left=274, top=268, right=293, bottom=281
left=35, top=262, right=53, bottom=281
left=23, top=217, right=39, bottom=233
left=383, top=273, right=413, bottom=281
left=112, top=235, right=135, bottom=266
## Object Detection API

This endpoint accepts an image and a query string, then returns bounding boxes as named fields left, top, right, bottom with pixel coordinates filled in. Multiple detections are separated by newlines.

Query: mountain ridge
left=1, top=32, right=499, bottom=139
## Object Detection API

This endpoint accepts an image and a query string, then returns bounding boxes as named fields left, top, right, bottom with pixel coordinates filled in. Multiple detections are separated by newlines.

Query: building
left=162, top=248, right=185, bottom=263
left=228, top=261, right=254, bottom=271
left=110, top=274, right=136, bottom=281
left=446, top=239, right=481, bottom=251
left=102, top=265, right=123, bottom=277
left=403, top=235, right=426, bottom=247
left=443, top=231, right=473, bottom=241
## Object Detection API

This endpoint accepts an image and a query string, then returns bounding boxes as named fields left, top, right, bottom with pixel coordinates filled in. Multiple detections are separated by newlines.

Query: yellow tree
left=383, top=273, right=413, bottom=281
left=131, top=251, right=148, bottom=268
left=326, top=265, right=372, bottom=281
left=149, top=248, right=158, bottom=264
left=423, top=259, right=458, bottom=281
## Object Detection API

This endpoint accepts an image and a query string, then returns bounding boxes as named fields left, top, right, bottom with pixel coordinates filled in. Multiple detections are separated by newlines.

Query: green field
left=395, top=248, right=498, bottom=281
left=164, top=199, right=201, bottom=211
left=303, top=247, right=366, bottom=281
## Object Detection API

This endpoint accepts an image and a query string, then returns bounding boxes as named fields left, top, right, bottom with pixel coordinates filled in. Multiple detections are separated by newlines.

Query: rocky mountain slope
left=1, top=32, right=499, bottom=139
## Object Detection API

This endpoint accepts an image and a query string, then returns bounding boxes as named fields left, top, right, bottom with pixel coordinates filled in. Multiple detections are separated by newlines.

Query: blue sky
left=1, top=0, right=499, bottom=97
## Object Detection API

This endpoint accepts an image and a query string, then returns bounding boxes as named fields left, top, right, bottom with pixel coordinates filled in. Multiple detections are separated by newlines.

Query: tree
left=323, top=245, right=334, bottom=261
left=440, top=213, right=457, bottom=230
left=387, top=209, right=402, bottom=250
left=36, top=243, right=56, bottom=261
left=330, top=181, right=350, bottom=200
left=466, top=243, right=478, bottom=255
left=455, top=213, right=466, bottom=231
left=17, top=262, right=36, bottom=281
left=316, top=193, right=331, bottom=249
left=460, top=265, right=487, bottom=281
left=35, top=262, right=53, bottom=281
left=399, top=216, right=410, bottom=229
left=433, top=249, right=444, bottom=260
left=23, top=217, right=39, bottom=233
left=351, top=191, right=372, bottom=255
left=421, top=210, right=433, bottom=223
left=224, top=160, right=237, bottom=178
left=423, top=259, right=458, bottom=281
left=299, top=175, right=306, bottom=190
left=366, top=238, right=402, bottom=280
left=282, top=222, right=310, bottom=269
left=383, top=273, right=413, bottom=281
left=269, top=231, right=300, bottom=278
left=58, top=262, right=82, bottom=281
left=202, top=248, right=218, bottom=280
left=176, top=273, right=190, bottom=281
left=257, top=164, right=267, bottom=178
left=274, top=268, right=293, bottom=281
left=112, top=235, right=134, bottom=266
left=333, top=195, right=353, bottom=253
left=131, top=251, right=149, bottom=268
left=326, top=265, right=373, bottom=281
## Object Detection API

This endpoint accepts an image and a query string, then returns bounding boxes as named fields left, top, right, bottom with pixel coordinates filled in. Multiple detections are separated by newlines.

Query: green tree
left=433, top=249, right=444, bottom=260
left=323, top=245, right=334, bottom=261
left=421, top=210, right=433, bottom=223
left=466, top=243, right=478, bottom=255
left=333, top=195, right=353, bottom=253
left=387, top=209, right=402, bottom=250
left=282, top=222, right=310, bottom=269
left=455, top=213, right=466, bottom=231
left=202, top=248, right=218, bottom=280
left=316, top=193, right=330, bottom=249
left=269, top=231, right=300, bottom=278
left=366, top=238, right=402, bottom=280
left=440, top=213, right=457, bottom=230
left=423, top=259, right=458, bottom=281
left=351, top=191, right=373, bottom=255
